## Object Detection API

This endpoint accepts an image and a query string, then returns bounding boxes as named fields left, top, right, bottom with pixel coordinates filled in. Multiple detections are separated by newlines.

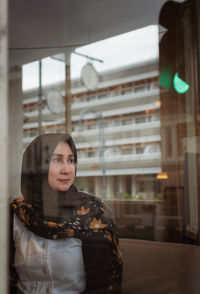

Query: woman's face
left=48, top=141, right=76, bottom=191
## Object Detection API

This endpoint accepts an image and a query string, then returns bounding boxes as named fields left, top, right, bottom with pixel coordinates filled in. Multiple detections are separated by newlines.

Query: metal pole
left=38, top=60, right=42, bottom=135
left=73, top=51, right=103, bottom=63
left=0, top=0, right=8, bottom=292
left=97, top=113, right=107, bottom=199
left=78, top=108, right=107, bottom=199
left=65, top=53, right=72, bottom=133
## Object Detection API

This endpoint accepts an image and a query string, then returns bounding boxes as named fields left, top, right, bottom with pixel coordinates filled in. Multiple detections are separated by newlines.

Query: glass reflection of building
left=20, top=0, right=200, bottom=245
left=2, top=1, right=200, bottom=293
left=22, top=58, right=167, bottom=241
left=23, top=59, right=160, bottom=201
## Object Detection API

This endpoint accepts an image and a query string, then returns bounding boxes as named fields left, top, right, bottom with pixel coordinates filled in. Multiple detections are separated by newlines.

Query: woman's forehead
left=53, top=141, right=73, bottom=155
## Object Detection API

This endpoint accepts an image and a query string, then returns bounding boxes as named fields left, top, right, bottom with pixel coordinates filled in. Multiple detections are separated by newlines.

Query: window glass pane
left=8, top=1, right=200, bottom=293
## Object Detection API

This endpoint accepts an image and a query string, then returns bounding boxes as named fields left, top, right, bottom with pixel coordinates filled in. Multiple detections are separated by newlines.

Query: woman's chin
left=57, top=184, right=71, bottom=192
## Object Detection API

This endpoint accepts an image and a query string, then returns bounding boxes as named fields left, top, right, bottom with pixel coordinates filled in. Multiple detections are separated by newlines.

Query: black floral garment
left=10, top=192, right=123, bottom=294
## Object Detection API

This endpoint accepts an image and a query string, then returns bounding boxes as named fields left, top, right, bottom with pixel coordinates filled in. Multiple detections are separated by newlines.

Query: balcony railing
left=78, top=152, right=161, bottom=164
left=71, top=88, right=159, bottom=110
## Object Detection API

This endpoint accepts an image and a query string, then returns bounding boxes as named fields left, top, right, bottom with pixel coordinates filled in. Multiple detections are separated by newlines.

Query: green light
left=159, top=67, right=173, bottom=90
left=173, top=73, right=190, bottom=94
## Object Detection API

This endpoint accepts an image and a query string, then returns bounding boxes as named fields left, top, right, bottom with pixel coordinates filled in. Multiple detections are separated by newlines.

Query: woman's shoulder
left=78, top=191, right=107, bottom=206
left=77, top=191, right=113, bottom=219
left=10, top=196, right=24, bottom=205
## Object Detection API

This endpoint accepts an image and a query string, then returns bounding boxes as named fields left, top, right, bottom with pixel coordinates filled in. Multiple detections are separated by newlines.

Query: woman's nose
left=60, top=163, right=70, bottom=174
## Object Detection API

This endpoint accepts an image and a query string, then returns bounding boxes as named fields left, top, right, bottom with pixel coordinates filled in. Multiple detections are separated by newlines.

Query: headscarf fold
left=20, top=133, right=77, bottom=221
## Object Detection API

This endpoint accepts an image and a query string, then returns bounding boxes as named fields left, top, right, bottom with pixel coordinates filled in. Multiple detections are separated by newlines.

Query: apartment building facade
left=23, top=58, right=161, bottom=201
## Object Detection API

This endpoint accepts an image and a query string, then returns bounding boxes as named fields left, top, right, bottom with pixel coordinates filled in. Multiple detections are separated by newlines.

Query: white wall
left=0, top=0, right=8, bottom=292
left=9, top=67, right=23, bottom=197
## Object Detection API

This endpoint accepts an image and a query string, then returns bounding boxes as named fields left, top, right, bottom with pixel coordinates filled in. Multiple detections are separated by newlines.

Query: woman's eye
left=52, top=157, right=61, bottom=163
left=68, top=158, right=74, bottom=164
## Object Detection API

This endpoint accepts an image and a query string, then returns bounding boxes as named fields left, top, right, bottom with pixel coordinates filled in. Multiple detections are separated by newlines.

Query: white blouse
left=13, top=214, right=86, bottom=294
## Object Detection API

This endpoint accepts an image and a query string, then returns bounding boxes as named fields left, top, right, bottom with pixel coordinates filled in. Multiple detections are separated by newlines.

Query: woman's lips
left=58, top=179, right=70, bottom=183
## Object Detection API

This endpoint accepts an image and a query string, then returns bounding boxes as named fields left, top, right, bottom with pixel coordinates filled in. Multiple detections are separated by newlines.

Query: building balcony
left=76, top=167, right=162, bottom=177
left=71, top=88, right=159, bottom=114
left=72, top=103, right=160, bottom=123
left=78, top=152, right=161, bottom=170
left=23, top=121, right=161, bottom=149
left=75, top=135, right=161, bottom=149
left=23, top=117, right=65, bottom=130
left=71, top=68, right=158, bottom=95
left=72, top=121, right=161, bottom=143
left=23, top=100, right=160, bottom=126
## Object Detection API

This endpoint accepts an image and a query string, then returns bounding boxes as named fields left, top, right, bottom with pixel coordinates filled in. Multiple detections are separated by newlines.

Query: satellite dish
left=81, top=63, right=99, bottom=91
left=46, top=90, right=65, bottom=114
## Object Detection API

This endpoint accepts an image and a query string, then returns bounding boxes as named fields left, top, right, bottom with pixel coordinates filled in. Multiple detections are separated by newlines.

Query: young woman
left=10, top=133, right=122, bottom=294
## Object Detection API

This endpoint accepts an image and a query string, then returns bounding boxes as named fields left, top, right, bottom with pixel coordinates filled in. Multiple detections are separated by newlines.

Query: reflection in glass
left=21, top=0, right=200, bottom=247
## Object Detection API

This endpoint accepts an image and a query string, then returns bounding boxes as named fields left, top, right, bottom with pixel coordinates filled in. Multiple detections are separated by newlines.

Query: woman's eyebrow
left=52, top=153, right=74, bottom=157
left=52, top=153, right=63, bottom=157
